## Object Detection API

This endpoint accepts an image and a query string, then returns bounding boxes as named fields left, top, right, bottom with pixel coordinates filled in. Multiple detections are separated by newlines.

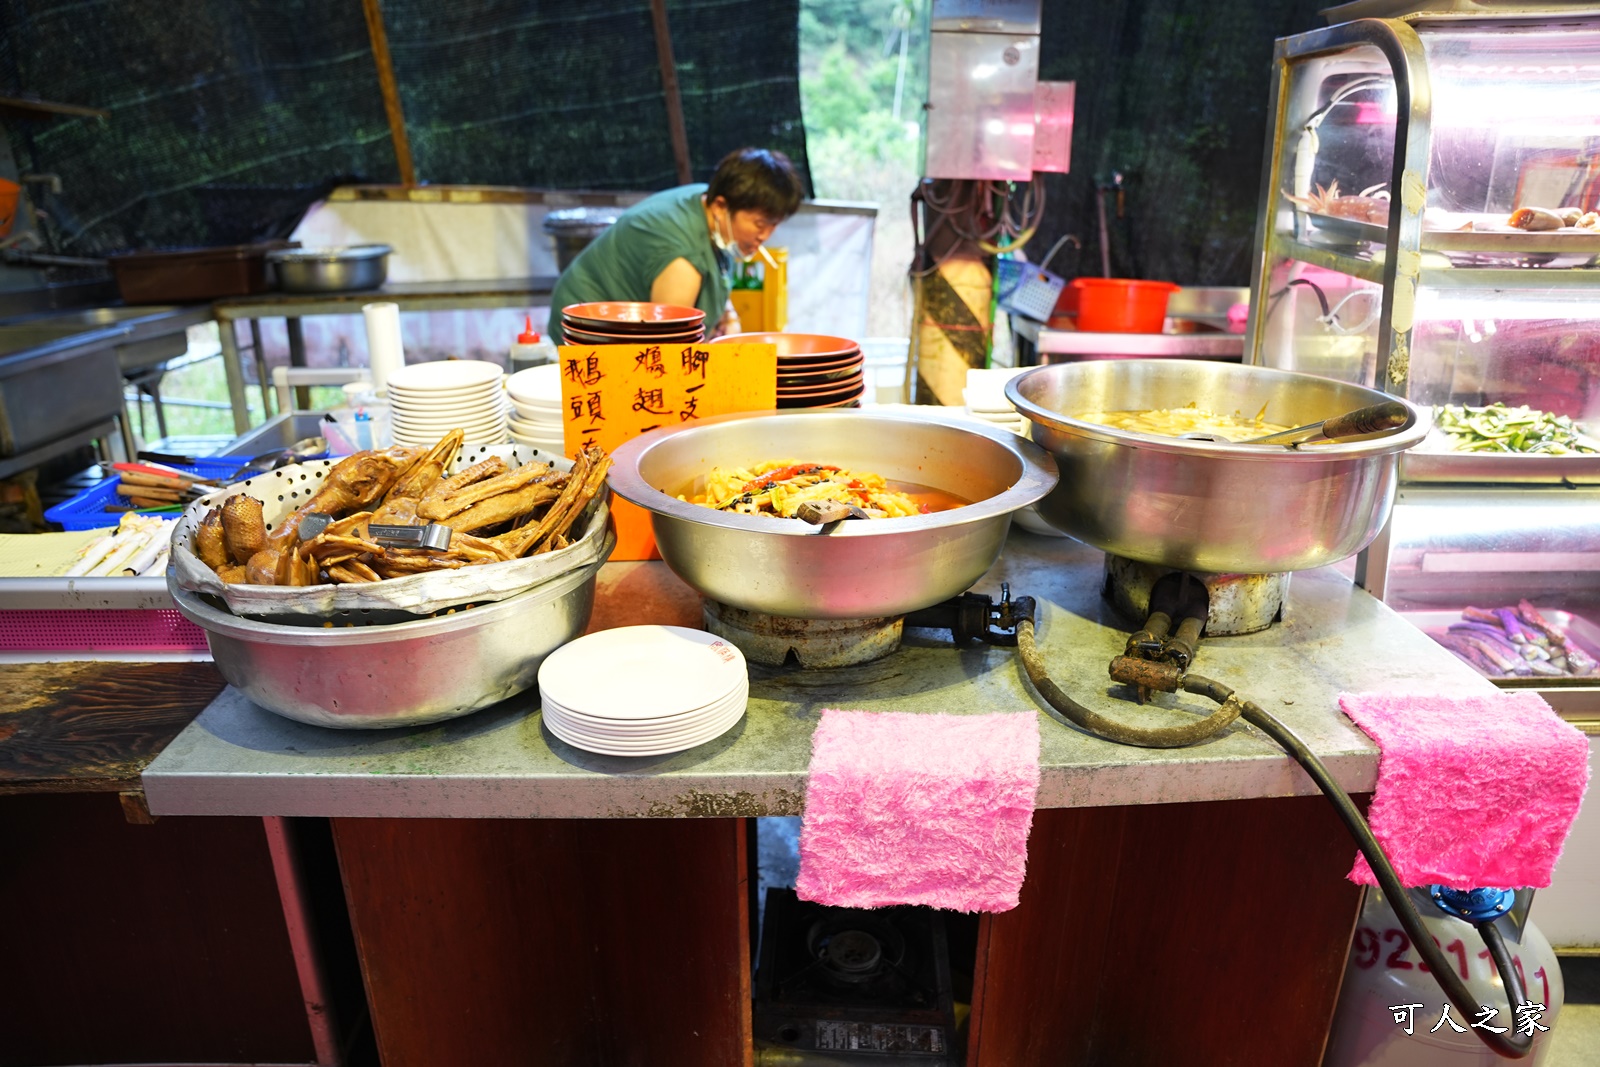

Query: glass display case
left=1244, top=4, right=1600, bottom=717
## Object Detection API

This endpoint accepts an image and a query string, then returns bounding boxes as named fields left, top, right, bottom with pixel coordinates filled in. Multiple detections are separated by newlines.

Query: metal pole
left=362, top=0, right=416, bottom=187
left=217, top=316, right=253, bottom=435
left=263, top=816, right=344, bottom=1066
left=650, top=0, right=694, bottom=184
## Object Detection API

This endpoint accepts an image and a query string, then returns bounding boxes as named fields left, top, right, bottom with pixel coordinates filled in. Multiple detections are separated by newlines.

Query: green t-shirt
left=548, top=184, right=731, bottom=342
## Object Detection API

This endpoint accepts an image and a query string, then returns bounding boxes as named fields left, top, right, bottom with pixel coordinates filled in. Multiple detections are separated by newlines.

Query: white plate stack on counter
left=506, top=364, right=566, bottom=452
left=537, top=625, right=749, bottom=756
left=962, top=366, right=1032, bottom=436
left=386, top=360, right=509, bottom=446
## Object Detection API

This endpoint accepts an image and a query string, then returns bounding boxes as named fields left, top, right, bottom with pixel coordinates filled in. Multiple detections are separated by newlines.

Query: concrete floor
left=1547, top=956, right=1600, bottom=1066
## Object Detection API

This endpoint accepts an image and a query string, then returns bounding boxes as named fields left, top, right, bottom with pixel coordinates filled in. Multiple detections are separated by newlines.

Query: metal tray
left=1403, top=607, right=1600, bottom=684
left=1402, top=448, right=1600, bottom=485
left=1298, top=212, right=1600, bottom=268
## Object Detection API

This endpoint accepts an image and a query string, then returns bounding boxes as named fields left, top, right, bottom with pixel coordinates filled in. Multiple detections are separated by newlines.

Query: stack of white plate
left=962, top=367, right=1032, bottom=436
left=386, top=360, right=508, bottom=447
left=506, top=363, right=566, bottom=451
left=537, top=625, right=749, bottom=756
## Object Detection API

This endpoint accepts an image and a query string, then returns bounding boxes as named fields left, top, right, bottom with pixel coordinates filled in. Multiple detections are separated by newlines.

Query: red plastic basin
left=1072, top=278, right=1180, bottom=333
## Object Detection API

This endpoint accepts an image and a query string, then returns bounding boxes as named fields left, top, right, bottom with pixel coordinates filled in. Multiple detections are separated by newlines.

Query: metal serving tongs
left=794, top=499, right=870, bottom=533
left=1182, top=401, right=1411, bottom=447
left=298, top=513, right=453, bottom=551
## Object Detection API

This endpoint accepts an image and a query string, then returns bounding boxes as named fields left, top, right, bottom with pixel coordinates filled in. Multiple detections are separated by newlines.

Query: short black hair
left=705, top=148, right=804, bottom=220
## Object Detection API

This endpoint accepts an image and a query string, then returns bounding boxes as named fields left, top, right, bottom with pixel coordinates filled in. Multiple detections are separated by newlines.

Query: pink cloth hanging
left=795, top=709, right=1041, bottom=913
left=1340, top=691, right=1590, bottom=888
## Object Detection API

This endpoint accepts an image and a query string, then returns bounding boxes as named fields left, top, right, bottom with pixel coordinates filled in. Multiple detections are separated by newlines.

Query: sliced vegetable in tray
left=1431, top=600, right=1599, bottom=678
left=1435, top=403, right=1600, bottom=455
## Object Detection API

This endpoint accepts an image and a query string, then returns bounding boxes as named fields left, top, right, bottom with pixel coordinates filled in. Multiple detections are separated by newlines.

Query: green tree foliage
left=799, top=0, right=925, bottom=188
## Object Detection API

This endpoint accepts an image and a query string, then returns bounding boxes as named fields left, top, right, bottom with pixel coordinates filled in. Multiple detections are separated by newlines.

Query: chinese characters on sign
left=1388, top=1001, right=1549, bottom=1038
left=557, top=341, right=778, bottom=560
left=557, top=342, right=777, bottom=456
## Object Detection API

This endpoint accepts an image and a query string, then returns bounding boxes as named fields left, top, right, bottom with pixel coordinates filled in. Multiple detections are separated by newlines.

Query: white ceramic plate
left=389, top=409, right=506, bottom=429
left=392, top=411, right=506, bottom=431
left=509, top=400, right=564, bottom=420
left=536, top=625, right=747, bottom=721
left=506, top=364, right=563, bottom=405
left=544, top=702, right=746, bottom=756
left=395, top=426, right=508, bottom=446
left=386, top=360, right=504, bottom=393
left=510, top=431, right=567, bottom=447
left=545, top=682, right=749, bottom=733
left=394, top=423, right=508, bottom=444
left=385, top=388, right=503, bottom=410
left=387, top=390, right=502, bottom=409
left=543, top=704, right=745, bottom=748
left=509, top=418, right=563, bottom=438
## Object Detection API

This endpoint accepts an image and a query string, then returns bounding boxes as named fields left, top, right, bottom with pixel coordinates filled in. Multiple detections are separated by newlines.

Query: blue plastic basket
left=45, top=457, right=249, bottom=531
left=996, top=257, right=1067, bottom=322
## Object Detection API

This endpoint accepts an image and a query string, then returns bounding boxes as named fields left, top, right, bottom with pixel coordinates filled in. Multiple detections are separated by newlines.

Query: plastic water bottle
left=510, top=315, right=557, bottom=371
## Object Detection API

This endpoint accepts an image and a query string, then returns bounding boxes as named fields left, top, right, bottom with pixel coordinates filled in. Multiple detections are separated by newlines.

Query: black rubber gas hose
left=1016, top=618, right=1243, bottom=747
left=1183, top=673, right=1534, bottom=1060
left=1012, top=615, right=1534, bottom=1058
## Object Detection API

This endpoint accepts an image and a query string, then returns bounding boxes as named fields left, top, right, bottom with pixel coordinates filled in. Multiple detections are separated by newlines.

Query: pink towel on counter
left=1340, top=691, right=1590, bottom=889
left=795, top=709, right=1040, bottom=913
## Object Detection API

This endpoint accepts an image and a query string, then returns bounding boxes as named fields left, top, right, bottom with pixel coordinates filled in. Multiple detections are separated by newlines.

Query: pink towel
left=1340, top=691, right=1590, bottom=889
left=795, top=709, right=1040, bottom=913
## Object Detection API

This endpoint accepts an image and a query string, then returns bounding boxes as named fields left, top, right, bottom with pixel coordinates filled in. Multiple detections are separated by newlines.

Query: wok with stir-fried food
left=196, top=429, right=612, bottom=585
left=687, top=460, right=928, bottom=519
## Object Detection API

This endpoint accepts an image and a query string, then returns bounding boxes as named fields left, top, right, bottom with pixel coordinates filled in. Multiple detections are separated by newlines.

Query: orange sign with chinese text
left=559, top=342, right=778, bottom=560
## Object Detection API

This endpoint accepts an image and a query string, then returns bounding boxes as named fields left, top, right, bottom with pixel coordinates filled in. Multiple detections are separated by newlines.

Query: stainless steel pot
left=268, top=244, right=391, bottom=293
left=170, top=555, right=606, bottom=729
left=1006, top=360, right=1428, bottom=573
left=607, top=410, right=1058, bottom=619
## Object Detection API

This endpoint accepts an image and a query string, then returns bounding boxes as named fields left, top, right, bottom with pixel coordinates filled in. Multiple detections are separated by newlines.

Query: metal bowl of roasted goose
left=167, top=430, right=616, bottom=727
left=606, top=409, right=1058, bottom=619
left=1006, top=360, right=1428, bottom=573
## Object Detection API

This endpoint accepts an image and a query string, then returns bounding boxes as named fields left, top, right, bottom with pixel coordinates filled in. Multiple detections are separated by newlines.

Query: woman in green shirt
left=548, top=147, right=804, bottom=342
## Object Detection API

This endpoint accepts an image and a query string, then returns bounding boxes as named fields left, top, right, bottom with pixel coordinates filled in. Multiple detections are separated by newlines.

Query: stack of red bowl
left=561, top=302, right=706, bottom=345
left=710, top=332, right=863, bottom=409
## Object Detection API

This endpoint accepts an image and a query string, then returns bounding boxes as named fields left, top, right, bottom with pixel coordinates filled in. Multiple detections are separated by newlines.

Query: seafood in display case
left=1245, top=2, right=1600, bottom=716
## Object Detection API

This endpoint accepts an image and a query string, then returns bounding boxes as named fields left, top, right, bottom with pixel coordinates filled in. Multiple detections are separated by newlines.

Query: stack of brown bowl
left=710, top=332, right=864, bottom=409
left=561, top=302, right=706, bottom=344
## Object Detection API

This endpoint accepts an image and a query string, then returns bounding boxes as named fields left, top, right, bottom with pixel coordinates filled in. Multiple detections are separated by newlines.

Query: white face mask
left=710, top=206, right=756, bottom=264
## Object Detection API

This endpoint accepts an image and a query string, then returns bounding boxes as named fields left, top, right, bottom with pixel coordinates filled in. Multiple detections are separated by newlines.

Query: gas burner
left=755, top=888, right=957, bottom=1063
left=807, top=914, right=907, bottom=990
left=703, top=601, right=904, bottom=668
left=705, top=590, right=1033, bottom=669
left=1103, top=553, right=1287, bottom=636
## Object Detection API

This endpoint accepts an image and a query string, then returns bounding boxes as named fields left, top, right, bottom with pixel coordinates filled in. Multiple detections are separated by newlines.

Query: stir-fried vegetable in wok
left=689, top=461, right=930, bottom=518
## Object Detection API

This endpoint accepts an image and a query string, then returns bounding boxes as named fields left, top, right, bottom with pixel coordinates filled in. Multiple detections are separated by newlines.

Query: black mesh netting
left=0, top=0, right=810, bottom=256
left=1031, top=0, right=1328, bottom=285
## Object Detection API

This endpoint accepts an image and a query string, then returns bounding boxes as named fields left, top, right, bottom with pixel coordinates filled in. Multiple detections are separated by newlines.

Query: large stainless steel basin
left=1007, top=360, right=1429, bottom=573
left=608, top=409, right=1058, bottom=619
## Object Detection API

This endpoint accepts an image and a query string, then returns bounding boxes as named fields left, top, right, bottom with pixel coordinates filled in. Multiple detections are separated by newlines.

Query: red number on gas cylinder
left=1383, top=928, right=1413, bottom=969
left=1476, top=949, right=1529, bottom=992
left=1353, top=927, right=1380, bottom=969
left=1535, top=966, right=1549, bottom=1005
left=1445, top=939, right=1468, bottom=980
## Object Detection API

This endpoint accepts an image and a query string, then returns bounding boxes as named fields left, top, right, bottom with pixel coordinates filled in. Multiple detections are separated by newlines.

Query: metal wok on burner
left=1007, top=360, right=1429, bottom=574
left=607, top=410, right=1058, bottom=619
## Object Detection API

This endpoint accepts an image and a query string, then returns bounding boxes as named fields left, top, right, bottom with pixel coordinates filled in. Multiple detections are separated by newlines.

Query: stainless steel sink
left=0, top=303, right=214, bottom=458
left=0, top=324, right=101, bottom=356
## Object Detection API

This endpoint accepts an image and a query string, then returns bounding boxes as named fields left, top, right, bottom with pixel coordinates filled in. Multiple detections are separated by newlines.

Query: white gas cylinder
left=1322, top=886, right=1564, bottom=1066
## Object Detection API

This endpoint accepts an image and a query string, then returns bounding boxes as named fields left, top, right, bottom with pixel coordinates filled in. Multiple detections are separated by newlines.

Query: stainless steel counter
left=212, top=277, right=558, bottom=433
left=141, top=530, right=1497, bottom=819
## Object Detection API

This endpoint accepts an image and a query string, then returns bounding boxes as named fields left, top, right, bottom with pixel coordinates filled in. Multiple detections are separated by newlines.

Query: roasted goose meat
left=200, top=431, right=610, bottom=587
